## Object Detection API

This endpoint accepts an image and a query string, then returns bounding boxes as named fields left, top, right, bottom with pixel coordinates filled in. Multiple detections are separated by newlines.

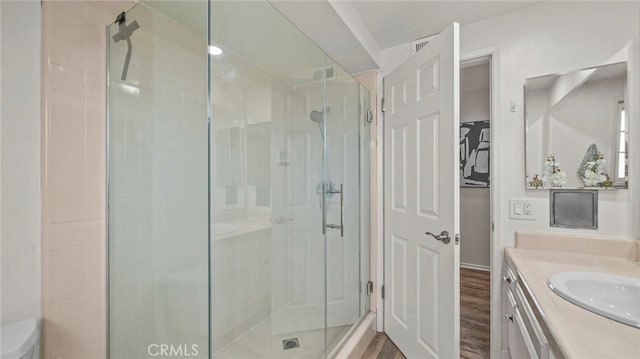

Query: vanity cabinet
left=502, top=259, right=555, bottom=359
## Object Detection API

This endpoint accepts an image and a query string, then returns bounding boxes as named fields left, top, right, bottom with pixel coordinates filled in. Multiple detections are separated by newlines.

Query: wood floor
left=361, top=332, right=406, bottom=359
left=361, top=268, right=490, bottom=359
left=460, top=267, right=491, bottom=359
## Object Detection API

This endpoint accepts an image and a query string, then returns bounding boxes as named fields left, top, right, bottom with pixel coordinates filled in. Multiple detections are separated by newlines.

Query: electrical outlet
left=510, top=198, right=536, bottom=220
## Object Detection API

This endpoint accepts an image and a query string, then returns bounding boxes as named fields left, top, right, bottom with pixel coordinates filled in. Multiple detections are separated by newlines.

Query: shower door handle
left=322, top=182, right=327, bottom=235
left=325, top=183, right=344, bottom=237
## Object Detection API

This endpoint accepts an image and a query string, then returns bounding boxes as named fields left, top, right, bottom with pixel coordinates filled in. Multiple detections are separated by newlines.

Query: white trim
left=613, top=99, right=628, bottom=184
left=461, top=263, right=491, bottom=272
left=333, top=312, right=377, bottom=359
left=462, top=46, right=501, bottom=359
left=327, top=0, right=382, bottom=68
left=376, top=74, right=385, bottom=332
left=461, top=55, right=491, bottom=69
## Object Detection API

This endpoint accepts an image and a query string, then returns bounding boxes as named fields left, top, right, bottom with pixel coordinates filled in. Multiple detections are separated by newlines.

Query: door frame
left=460, top=48, right=501, bottom=359
left=376, top=45, right=502, bottom=359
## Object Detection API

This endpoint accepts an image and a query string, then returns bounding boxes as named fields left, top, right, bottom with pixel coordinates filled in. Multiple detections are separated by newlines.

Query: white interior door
left=383, top=23, right=460, bottom=358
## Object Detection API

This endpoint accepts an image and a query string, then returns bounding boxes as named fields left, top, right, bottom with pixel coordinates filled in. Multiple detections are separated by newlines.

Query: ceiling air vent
left=411, top=34, right=437, bottom=54
left=312, top=66, right=336, bottom=81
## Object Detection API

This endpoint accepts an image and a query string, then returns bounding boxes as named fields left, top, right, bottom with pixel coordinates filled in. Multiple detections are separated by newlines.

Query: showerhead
left=309, top=110, right=324, bottom=124
left=309, top=107, right=330, bottom=124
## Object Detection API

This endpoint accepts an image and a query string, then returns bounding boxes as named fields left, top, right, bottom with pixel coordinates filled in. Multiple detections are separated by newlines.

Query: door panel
left=384, top=22, right=460, bottom=359
left=391, top=125, right=408, bottom=212
left=417, top=113, right=440, bottom=218
left=391, top=235, right=408, bottom=327
left=417, top=244, right=439, bottom=355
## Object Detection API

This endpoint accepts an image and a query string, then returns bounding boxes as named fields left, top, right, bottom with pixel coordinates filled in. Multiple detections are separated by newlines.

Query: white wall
left=380, top=1, right=640, bottom=241
left=0, top=0, right=42, bottom=325
left=460, top=63, right=490, bottom=268
left=463, top=1, right=639, bottom=240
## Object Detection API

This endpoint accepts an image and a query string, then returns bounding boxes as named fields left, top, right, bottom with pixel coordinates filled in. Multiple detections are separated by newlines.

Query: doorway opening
left=459, top=56, right=492, bottom=358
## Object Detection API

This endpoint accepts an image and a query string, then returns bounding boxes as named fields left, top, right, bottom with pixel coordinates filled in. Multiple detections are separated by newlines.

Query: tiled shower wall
left=41, top=1, right=133, bottom=358
left=108, top=4, right=208, bottom=357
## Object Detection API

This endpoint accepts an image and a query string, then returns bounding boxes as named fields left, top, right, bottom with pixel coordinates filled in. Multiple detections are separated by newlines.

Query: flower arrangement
left=582, top=153, right=609, bottom=187
left=542, top=155, right=566, bottom=188
left=528, top=174, right=543, bottom=189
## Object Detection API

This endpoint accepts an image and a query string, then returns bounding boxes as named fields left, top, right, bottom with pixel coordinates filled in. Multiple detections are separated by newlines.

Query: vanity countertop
left=212, top=218, right=272, bottom=241
left=505, top=232, right=640, bottom=359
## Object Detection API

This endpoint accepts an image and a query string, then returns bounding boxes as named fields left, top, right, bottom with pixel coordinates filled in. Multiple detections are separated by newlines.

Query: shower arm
left=121, top=37, right=132, bottom=81
left=112, top=12, right=139, bottom=81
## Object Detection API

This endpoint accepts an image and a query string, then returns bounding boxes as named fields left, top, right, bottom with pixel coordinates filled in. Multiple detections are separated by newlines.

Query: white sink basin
left=548, top=272, right=640, bottom=328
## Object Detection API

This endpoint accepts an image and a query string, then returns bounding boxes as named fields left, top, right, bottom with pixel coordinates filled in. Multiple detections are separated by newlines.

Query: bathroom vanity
left=502, top=232, right=640, bottom=359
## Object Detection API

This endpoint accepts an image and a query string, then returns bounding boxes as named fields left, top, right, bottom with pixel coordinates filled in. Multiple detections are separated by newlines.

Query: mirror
left=525, top=62, right=628, bottom=189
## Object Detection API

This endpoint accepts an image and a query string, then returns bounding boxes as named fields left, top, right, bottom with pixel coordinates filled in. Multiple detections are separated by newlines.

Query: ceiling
left=350, top=0, right=541, bottom=50
left=273, top=0, right=543, bottom=72
left=141, top=1, right=545, bottom=75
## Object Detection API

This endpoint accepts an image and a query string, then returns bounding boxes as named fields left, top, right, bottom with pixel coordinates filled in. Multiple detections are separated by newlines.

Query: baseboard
left=461, top=262, right=491, bottom=271
left=333, top=312, right=376, bottom=359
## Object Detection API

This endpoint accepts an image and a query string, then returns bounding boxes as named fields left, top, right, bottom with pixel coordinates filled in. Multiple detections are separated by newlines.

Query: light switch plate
left=510, top=198, right=536, bottom=220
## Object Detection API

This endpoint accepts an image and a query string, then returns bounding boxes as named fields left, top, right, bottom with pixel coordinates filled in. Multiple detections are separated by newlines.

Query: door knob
left=425, top=230, right=451, bottom=244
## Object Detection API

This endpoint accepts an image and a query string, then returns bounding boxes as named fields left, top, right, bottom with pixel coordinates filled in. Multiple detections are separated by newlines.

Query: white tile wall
left=0, top=0, right=42, bottom=326
left=41, top=2, right=133, bottom=358
left=107, top=3, right=208, bottom=358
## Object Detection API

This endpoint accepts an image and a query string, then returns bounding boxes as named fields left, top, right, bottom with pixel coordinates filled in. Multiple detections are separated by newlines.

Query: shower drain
left=282, top=338, right=300, bottom=350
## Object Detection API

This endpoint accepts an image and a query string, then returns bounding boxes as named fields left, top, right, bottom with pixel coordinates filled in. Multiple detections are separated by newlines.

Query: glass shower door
left=208, top=1, right=371, bottom=358
left=324, top=68, right=366, bottom=354
left=107, top=2, right=209, bottom=358
left=209, top=2, right=332, bottom=357
left=268, top=66, right=329, bottom=337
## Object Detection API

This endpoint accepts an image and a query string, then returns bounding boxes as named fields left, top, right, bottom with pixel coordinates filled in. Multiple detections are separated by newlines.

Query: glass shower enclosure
left=107, top=1, right=370, bottom=358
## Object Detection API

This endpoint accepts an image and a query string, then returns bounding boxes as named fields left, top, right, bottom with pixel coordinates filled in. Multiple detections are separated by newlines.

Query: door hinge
left=381, top=98, right=386, bottom=113
left=492, top=222, right=495, bottom=232
left=381, top=285, right=385, bottom=300
left=366, top=280, right=374, bottom=296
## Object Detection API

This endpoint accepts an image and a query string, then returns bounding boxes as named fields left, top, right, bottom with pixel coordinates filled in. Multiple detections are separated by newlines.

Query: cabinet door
left=512, top=308, right=538, bottom=359
left=506, top=289, right=517, bottom=357
left=501, top=284, right=508, bottom=353
left=501, top=269, right=511, bottom=353
left=515, top=284, right=550, bottom=358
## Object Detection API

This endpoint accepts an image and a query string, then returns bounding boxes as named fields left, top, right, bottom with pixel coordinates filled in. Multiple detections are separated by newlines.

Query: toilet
left=1, top=319, right=40, bottom=359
